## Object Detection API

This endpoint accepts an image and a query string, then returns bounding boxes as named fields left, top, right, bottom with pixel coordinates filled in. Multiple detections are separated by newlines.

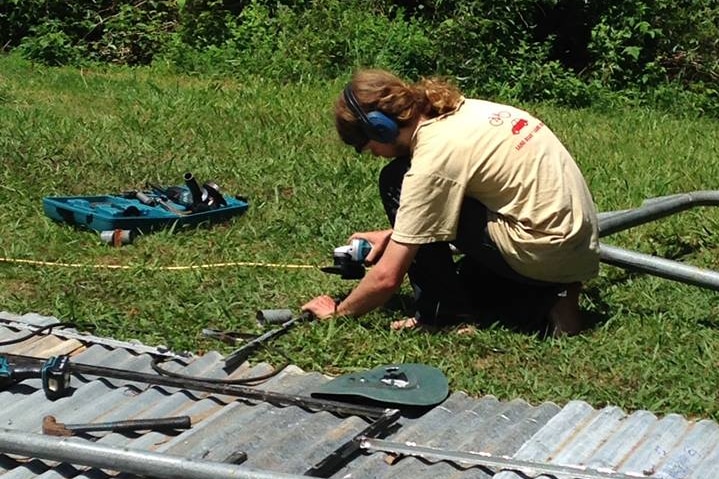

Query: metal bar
left=359, top=437, right=648, bottom=479
left=0, top=429, right=304, bottom=479
left=598, top=190, right=719, bottom=238
left=0, top=317, right=186, bottom=358
left=599, top=243, right=719, bottom=291
left=306, top=408, right=401, bottom=477
left=2, top=353, right=390, bottom=420
left=224, top=311, right=311, bottom=372
left=42, top=414, right=192, bottom=436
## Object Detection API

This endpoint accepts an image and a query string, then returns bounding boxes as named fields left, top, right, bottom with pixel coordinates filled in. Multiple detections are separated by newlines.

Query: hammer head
left=41, top=355, right=71, bottom=400
left=42, top=415, right=72, bottom=436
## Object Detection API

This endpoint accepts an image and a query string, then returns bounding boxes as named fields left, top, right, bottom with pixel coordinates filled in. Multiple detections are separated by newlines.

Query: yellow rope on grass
left=0, top=256, right=316, bottom=271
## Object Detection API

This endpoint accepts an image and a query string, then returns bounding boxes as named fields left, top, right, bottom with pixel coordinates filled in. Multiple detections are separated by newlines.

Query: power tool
left=321, top=238, right=372, bottom=279
left=0, top=355, right=71, bottom=400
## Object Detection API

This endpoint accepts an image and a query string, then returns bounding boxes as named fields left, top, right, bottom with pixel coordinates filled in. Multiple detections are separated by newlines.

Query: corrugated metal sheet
left=1, top=310, right=719, bottom=479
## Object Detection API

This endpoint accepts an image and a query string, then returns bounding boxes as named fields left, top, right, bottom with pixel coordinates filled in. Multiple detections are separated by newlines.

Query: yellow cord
left=0, top=257, right=316, bottom=271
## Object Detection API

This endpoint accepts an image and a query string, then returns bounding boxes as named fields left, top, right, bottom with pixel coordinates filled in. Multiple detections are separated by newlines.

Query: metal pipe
left=306, top=408, right=401, bottom=477
left=359, top=436, right=646, bottom=479
left=0, top=429, right=305, bottom=479
left=598, top=190, right=719, bottom=237
left=256, top=309, right=296, bottom=325
left=599, top=243, right=719, bottom=291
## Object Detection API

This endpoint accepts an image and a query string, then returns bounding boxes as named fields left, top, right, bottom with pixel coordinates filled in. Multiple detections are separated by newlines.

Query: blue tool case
left=43, top=188, right=249, bottom=233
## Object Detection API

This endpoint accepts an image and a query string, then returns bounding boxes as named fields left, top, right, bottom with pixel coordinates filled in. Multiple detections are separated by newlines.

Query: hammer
left=42, top=415, right=191, bottom=436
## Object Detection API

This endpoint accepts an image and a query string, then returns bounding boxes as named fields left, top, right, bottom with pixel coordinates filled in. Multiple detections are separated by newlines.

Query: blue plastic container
left=43, top=192, right=249, bottom=233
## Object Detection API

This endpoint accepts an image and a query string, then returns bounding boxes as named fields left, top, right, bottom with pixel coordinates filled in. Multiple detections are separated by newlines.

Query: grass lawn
left=1, top=54, right=718, bottom=419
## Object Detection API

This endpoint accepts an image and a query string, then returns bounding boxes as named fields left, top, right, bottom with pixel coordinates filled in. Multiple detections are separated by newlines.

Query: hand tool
left=223, top=309, right=314, bottom=371
left=0, top=355, right=71, bottom=400
left=120, top=173, right=230, bottom=217
left=42, top=414, right=192, bottom=436
left=321, top=238, right=372, bottom=279
left=203, top=181, right=227, bottom=208
left=2, top=351, right=402, bottom=479
left=2, top=352, right=392, bottom=419
left=201, top=328, right=257, bottom=345
left=128, top=189, right=194, bottom=216
left=183, top=172, right=210, bottom=211
left=183, top=173, right=227, bottom=211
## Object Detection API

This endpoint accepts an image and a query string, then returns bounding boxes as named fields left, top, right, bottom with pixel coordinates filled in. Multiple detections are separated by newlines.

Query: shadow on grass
left=377, top=286, right=614, bottom=339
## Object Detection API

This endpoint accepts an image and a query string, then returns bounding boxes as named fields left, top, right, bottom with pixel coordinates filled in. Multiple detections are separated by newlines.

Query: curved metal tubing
left=597, top=190, right=719, bottom=291
left=599, top=243, right=719, bottom=291
left=598, top=190, right=719, bottom=238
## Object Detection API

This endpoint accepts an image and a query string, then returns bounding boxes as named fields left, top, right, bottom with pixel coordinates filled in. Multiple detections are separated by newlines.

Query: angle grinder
left=321, top=238, right=372, bottom=280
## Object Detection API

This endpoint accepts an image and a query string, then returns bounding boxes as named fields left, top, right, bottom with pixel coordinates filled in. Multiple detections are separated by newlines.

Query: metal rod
left=599, top=243, right=719, bottom=291
left=359, top=436, right=648, bottom=479
left=42, top=414, right=192, bottom=436
left=0, top=429, right=304, bottom=479
left=0, top=317, right=185, bottom=358
left=224, top=311, right=312, bottom=371
left=598, top=190, right=719, bottom=237
left=306, top=409, right=401, bottom=477
left=2, top=353, right=390, bottom=420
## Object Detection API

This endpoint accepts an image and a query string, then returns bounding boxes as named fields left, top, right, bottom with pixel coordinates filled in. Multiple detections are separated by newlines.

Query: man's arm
left=302, top=239, right=419, bottom=319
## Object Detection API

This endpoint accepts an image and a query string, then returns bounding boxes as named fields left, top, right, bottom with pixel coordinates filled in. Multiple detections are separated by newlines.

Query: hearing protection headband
left=343, top=84, right=399, bottom=146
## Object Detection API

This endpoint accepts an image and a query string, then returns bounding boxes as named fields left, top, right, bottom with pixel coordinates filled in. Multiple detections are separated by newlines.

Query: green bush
left=587, top=0, right=719, bottom=89
left=16, top=19, right=87, bottom=66
left=178, top=0, right=242, bottom=49
left=0, top=0, right=43, bottom=48
left=422, top=1, right=593, bottom=105
left=168, top=0, right=436, bottom=81
left=2, top=0, right=717, bottom=112
left=93, top=3, right=178, bottom=64
left=3, top=0, right=177, bottom=65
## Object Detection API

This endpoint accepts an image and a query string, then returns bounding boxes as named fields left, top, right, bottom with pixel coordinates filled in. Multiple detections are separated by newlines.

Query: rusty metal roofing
left=1, top=310, right=719, bottom=479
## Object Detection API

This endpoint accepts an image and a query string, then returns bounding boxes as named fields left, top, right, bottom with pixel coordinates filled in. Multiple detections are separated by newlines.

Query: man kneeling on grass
left=302, top=69, right=600, bottom=337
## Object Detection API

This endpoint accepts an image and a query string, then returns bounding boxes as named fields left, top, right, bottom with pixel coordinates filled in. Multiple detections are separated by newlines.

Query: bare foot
left=390, top=317, right=419, bottom=330
left=547, top=282, right=583, bottom=337
left=455, top=325, right=476, bottom=335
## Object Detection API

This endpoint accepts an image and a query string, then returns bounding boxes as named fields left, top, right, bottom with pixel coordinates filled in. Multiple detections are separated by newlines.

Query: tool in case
left=43, top=172, right=249, bottom=236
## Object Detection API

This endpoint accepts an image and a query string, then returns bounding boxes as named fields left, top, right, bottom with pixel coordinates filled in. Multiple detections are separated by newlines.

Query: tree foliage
left=1, top=0, right=716, bottom=111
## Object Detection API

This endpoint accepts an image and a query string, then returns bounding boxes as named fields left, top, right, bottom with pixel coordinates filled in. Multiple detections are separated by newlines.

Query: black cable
left=150, top=343, right=294, bottom=386
left=0, top=321, right=85, bottom=346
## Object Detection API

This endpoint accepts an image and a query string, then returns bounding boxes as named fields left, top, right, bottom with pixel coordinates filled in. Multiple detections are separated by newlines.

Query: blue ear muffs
left=343, top=84, right=399, bottom=144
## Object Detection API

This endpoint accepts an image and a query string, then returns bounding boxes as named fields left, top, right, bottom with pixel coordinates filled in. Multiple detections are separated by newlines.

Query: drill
left=320, top=238, right=372, bottom=279
left=0, top=355, right=71, bottom=400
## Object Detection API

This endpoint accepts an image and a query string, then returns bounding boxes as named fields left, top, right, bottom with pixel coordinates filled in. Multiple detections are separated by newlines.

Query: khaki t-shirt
left=391, top=99, right=599, bottom=283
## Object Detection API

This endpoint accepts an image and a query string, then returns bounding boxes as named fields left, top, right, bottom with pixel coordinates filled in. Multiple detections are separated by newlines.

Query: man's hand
left=303, top=240, right=419, bottom=320
left=350, top=229, right=393, bottom=264
left=301, top=295, right=337, bottom=320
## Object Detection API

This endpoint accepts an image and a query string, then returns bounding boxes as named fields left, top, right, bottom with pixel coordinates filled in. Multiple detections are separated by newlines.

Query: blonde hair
left=335, top=69, right=463, bottom=150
